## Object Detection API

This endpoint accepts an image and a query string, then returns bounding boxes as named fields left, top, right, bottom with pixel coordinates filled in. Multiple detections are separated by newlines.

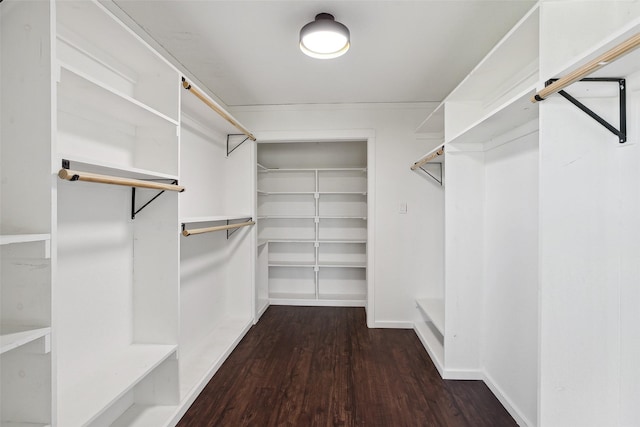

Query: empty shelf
left=416, top=298, right=445, bottom=335
left=58, top=344, right=177, bottom=427
left=0, top=326, right=51, bottom=355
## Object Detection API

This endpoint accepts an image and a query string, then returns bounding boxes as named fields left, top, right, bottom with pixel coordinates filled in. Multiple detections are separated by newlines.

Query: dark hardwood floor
left=177, top=306, right=517, bottom=427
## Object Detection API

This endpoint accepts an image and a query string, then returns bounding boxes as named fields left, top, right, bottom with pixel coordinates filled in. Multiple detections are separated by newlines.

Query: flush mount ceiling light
left=299, top=13, right=350, bottom=59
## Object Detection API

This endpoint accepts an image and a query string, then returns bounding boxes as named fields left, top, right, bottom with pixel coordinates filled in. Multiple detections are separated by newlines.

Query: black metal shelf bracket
left=227, top=134, right=250, bottom=157
left=131, top=180, right=179, bottom=220
left=546, top=78, right=626, bottom=143
left=227, top=217, right=252, bottom=239
left=418, top=163, right=443, bottom=186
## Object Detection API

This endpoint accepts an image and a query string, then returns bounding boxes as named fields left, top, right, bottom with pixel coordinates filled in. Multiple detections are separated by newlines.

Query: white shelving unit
left=413, top=3, right=540, bottom=380
left=2, top=2, right=54, bottom=424
left=54, top=1, right=182, bottom=425
left=257, top=142, right=368, bottom=307
left=176, top=76, right=255, bottom=424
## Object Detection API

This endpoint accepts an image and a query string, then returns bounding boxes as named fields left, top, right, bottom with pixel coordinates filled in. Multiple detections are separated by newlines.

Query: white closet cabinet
left=257, top=141, right=367, bottom=307
left=176, top=80, right=255, bottom=423
left=414, top=4, right=540, bottom=426
left=1, top=1, right=54, bottom=425
left=414, top=2, right=640, bottom=426
left=2, top=1, right=255, bottom=425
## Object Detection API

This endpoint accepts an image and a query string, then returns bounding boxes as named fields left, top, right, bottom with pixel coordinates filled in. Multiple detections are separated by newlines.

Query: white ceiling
left=111, top=0, right=536, bottom=107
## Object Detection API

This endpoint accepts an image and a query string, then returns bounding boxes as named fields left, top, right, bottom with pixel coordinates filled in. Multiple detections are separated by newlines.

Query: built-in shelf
left=1, top=423, right=52, bottom=427
left=268, top=261, right=315, bottom=268
left=111, top=405, right=177, bottom=427
left=447, top=87, right=539, bottom=147
left=58, top=64, right=178, bottom=127
left=178, top=317, right=253, bottom=401
left=181, top=215, right=252, bottom=224
left=318, top=262, right=367, bottom=268
left=58, top=344, right=177, bottom=427
left=259, top=167, right=366, bottom=172
left=58, top=156, right=179, bottom=181
left=0, top=326, right=51, bottom=355
left=0, top=234, right=50, bottom=246
left=416, top=298, right=445, bottom=336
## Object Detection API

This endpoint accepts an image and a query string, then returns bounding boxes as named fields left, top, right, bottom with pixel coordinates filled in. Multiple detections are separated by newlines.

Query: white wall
left=482, top=131, right=538, bottom=427
left=231, top=103, right=441, bottom=326
left=538, top=3, right=640, bottom=425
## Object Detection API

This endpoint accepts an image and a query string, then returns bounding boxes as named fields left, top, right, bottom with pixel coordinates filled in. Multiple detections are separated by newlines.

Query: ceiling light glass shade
left=300, top=13, right=350, bottom=59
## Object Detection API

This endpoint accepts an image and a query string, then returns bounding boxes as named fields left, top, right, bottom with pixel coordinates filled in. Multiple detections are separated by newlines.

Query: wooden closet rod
left=182, top=78, right=256, bottom=141
left=58, top=169, right=185, bottom=192
left=532, top=32, right=640, bottom=102
left=411, top=147, right=444, bottom=170
left=182, top=220, right=255, bottom=237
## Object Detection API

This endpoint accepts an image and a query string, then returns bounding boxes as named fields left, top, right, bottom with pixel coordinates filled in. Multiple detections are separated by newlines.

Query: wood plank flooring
left=177, top=306, right=517, bottom=427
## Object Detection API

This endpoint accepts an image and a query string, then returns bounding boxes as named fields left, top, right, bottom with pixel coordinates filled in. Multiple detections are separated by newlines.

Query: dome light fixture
left=299, top=13, right=350, bottom=59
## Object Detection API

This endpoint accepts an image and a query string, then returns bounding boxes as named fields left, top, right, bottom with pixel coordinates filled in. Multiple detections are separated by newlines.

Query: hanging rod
left=58, top=169, right=185, bottom=192
left=182, top=77, right=256, bottom=142
left=182, top=220, right=255, bottom=237
left=532, top=32, right=640, bottom=102
left=411, top=146, right=444, bottom=170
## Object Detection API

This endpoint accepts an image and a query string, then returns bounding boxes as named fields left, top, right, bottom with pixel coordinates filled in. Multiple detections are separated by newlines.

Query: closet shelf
left=318, top=262, right=367, bottom=268
left=416, top=298, right=445, bottom=336
left=58, top=344, right=177, bottom=427
left=181, top=215, right=253, bottom=224
left=178, top=317, right=252, bottom=402
left=0, top=234, right=50, bottom=246
left=111, top=404, right=177, bottom=427
left=1, top=423, right=51, bottom=427
left=447, top=87, right=539, bottom=147
left=268, top=261, right=315, bottom=268
left=259, top=167, right=366, bottom=172
left=0, top=325, right=51, bottom=355
left=58, top=64, right=179, bottom=127
left=59, top=156, right=179, bottom=181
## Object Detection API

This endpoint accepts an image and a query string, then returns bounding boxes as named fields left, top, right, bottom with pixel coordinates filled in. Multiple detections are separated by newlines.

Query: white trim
left=370, top=321, right=414, bottom=329
left=442, top=369, right=483, bottom=381
left=483, top=370, right=534, bottom=427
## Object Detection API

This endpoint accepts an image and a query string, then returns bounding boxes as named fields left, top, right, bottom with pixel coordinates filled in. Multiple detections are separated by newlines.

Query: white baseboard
left=442, top=369, right=483, bottom=380
left=370, top=320, right=414, bottom=329
left=482, top=371, right=534, bottom=427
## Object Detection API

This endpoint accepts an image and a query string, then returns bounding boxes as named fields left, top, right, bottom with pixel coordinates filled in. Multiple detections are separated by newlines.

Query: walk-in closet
left=2, top=0, right=639, bottom=426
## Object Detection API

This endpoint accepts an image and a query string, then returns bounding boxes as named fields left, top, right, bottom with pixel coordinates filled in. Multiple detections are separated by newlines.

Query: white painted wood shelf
left=58, top=344, right=177, bottom=427
left=416, top=298, right=445, bottom=336
left=0, top=326, right=51, bottom=355
left=0, top=234, right=50, bottom=246
left=1, top=423, right=51, bottom=427
left=181, top=215, right=252, bottom=224
left=178, top=317, right=252, bottom=406
left=111, top=405, right=177, bottom=427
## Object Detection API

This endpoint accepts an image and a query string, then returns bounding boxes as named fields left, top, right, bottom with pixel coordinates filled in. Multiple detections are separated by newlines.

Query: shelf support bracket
left=131, top=180, right=178, bottom=220
left=418, top=163, right=443, bottom=186
left=545, top=78, right=626, bottom=143
left=227, top=134, right=250, bottom=157
left=227, top=217, right=252, bottom=239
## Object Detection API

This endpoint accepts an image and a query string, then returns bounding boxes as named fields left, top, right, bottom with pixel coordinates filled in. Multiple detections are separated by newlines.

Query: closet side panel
left=443, top=148, right=483, bottom=374
left=482, top=132, right=538, bottom=427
